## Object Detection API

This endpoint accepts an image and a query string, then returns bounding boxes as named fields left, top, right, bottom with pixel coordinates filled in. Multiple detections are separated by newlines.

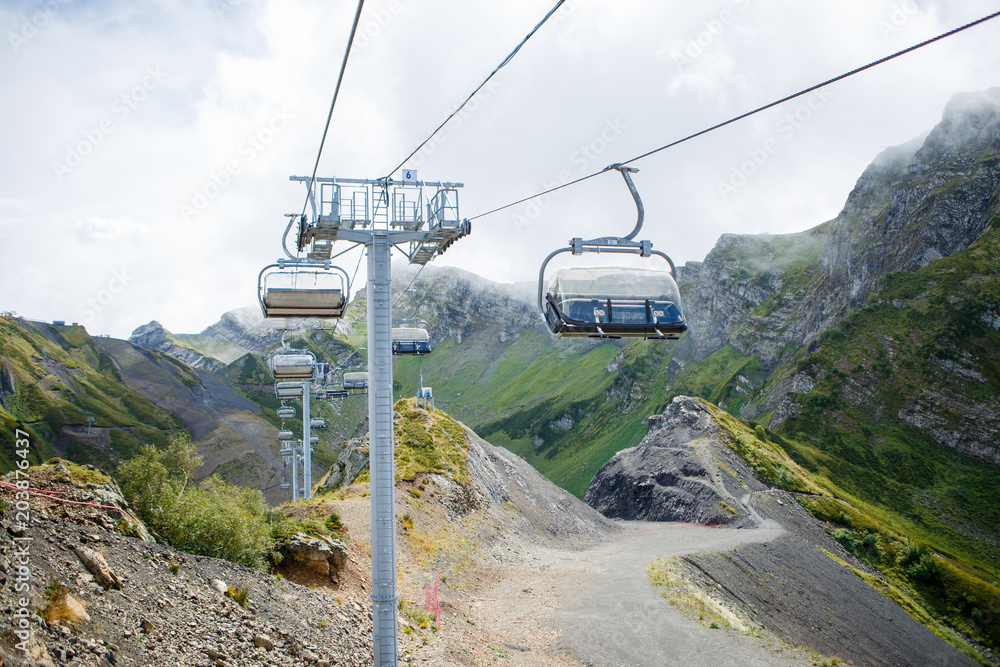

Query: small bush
left=117, top=434, right=272, bottom=568
left=908, top=554, right=940, bottom=582
left=226, top=586, right=249, bottom=606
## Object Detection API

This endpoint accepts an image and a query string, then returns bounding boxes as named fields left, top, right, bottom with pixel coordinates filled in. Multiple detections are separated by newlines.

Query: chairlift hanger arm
left=609, top=165, right=644, bottom=241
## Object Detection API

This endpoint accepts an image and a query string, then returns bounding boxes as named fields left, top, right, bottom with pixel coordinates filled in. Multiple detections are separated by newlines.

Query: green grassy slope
left=774, top=217, right=1000, bottom=575
left=0, top=318, right=184, bottom=471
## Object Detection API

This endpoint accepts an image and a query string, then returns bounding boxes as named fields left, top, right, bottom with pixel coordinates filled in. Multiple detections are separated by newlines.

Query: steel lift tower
left=289, top=174, right=469, bottom=667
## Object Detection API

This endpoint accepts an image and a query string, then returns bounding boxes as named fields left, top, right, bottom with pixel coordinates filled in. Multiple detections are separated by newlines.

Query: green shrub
left=908, top=554, right=941, bottom=582
left=117, top=434, right=272, bottom=568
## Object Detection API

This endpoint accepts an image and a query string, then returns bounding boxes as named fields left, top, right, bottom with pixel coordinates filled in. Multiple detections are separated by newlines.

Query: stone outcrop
left=321, top=435, right=369, bottom=490
left=583, top=396, right=769, bottom=527
left=278, top=533, right=348, bottom=584
left=74, top=545, right=123, bottom=590
left=128, top=321, right=224, bottom=371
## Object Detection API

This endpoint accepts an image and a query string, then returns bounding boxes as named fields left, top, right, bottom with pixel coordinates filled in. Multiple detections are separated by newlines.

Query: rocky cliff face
left=129, top=307, right=333, bottom=369
left=807, top=87, right=1000, bottom=335
left=679, top=87, right=1000, bottom=368
left=128, top=321, right=224, bottom=371
left=387, top=263, right=540, bottom=346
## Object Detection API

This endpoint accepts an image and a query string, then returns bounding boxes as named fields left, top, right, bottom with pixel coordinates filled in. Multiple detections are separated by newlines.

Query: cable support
left=382, top=0, right=567, bottom=180
left=467, top=9, right=1000, bottom=222
left=294, top=0, right=367, bottom=230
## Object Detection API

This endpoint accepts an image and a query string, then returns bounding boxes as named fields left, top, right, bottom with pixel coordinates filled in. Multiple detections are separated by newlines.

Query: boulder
left=74, top=546, right=122, bottom=590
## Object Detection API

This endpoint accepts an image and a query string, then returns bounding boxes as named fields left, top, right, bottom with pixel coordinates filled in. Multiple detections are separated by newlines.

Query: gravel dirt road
left=452, top=522, right=816, bottom=667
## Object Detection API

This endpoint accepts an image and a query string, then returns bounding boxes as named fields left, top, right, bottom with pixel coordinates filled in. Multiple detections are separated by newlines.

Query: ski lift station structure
left=257, top=173, right=470, bottom=666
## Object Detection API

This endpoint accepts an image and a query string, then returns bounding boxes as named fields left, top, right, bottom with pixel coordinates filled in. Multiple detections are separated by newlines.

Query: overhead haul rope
left=467, top=9, right=1000, bottom=222
left=295, top=0, right=367, bottom=226
left=382, top=0, right=568, bottom=180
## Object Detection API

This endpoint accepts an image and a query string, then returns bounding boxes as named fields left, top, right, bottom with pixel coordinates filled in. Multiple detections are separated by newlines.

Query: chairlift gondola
left=326, top=384, right=349, bottom=399
left=391, top=327, right=432, bottom=355
left=258, top=259, right=350, bottom=319
left=275, top=381, right=304, bottom=398
left=277, top=406, right=296, bottom=420
left=343, top=371, right=369, bottom=395
left=391, top=289, right=432, bottom=355
left=269, top=350, right=317, bottom=379
left=310, top=417, right=326, bottom=429
left=537, top=166, right=687, bottom=340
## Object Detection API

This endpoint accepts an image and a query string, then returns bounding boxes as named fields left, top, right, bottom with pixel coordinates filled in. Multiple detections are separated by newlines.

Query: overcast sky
left=2, top=0, right=999, bottom=338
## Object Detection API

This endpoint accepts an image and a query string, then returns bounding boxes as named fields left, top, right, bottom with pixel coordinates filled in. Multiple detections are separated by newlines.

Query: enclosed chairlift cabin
left=391, top=327, right=432, bottom=355
left=391, top=289, right=432, bottom=355
left=543, top=266, right=685, bottom=338
left=269, top=350, right=316, bottom=379
left=258, top=260, right=350, bottom=319
left=343, top=371, right=369, bottom=395
left=538, top=166, right=686, bottom=340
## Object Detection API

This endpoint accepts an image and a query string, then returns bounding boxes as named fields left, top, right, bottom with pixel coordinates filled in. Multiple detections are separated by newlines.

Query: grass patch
left=647, top=556, right=749, bottom=631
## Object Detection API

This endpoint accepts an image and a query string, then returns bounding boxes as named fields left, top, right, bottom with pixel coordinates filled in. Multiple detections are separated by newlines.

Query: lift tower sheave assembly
left=287, top=174, right=469, bottom=667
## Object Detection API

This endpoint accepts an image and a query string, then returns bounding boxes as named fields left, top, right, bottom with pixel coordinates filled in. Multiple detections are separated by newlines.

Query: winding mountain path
left=456, top=523, right=816, bottom=666
left=551, top=523, right=808, bottom=666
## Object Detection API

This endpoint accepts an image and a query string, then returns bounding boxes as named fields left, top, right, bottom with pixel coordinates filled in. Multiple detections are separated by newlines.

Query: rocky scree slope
left=0, top=461, right=373, bottom=667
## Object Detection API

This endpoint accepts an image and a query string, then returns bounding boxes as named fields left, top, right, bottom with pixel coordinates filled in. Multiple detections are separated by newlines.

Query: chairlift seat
left=544, top=267, right=686, bottom=338
left=277, top=407, right=296, bottom=419
left=275, top=381, right=304, bottom=398
left=278, top=429, right=294, bottom=440
left=262, top=288, right=346, bottom=318
left=280, top=482, right=290, bottom=490
left=310, top=417, right=326, bottom=429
